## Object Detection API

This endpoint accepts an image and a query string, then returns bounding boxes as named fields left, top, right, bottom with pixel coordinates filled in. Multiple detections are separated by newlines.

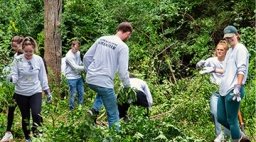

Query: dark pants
left=118, top=91, right=149, bottom=118
left=6, top=94, right=17, bottom=132
left=217, top=87, right=245, bottom=140
left=15, top=93, right=42, bottom=139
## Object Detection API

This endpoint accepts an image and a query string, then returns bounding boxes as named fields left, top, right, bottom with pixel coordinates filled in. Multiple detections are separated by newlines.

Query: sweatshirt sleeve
left=142, top=81, right=153, bottom=107
left=10, top=57, right=19, bottom=84
left=236, top=46, right=249, bottom=75
left=38, top=57, right=49, bottom=91
left=83, top=39, right=98, bottom=71
left=66, top=52, right=84, bottom=71
left=117, top=46, right=130, bottom=87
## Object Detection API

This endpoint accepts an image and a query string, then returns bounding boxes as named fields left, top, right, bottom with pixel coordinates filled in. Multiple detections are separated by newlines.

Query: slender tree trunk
left=44, top=0, right=62, bottom=93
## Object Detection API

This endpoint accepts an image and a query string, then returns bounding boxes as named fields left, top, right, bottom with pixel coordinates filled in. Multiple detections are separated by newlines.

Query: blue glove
left=232, top=84, right=241, bottom=102
left=196, top=60, right=206, bottom=68
left=199, top=66, right=215, bottom=74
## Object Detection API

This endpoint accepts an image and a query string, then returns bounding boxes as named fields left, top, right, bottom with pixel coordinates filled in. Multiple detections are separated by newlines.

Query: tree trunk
left=44, top=0, right=62, bottom=93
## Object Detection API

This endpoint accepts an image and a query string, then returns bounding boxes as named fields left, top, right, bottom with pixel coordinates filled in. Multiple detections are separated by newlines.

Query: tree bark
left=44, top=0, right=62, bottom=92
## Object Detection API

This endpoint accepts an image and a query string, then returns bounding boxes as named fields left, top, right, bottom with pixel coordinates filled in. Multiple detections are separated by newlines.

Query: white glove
left=232, top=84, right=241, bottom=102
left=196, top=60, right=206, bottom=68
left=199, top=66, right=215, bottom=74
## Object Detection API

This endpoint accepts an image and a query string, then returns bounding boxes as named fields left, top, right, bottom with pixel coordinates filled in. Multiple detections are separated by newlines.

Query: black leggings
left=118, top=91, right=149, bottom=118
left=15, top=93, right=42, bottom=139
left=6, top=94, right=17, bottom=132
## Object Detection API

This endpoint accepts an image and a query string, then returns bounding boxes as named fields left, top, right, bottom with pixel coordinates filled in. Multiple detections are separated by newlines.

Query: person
left=118, top=75, right=153, bottom=119
left=217, top=25, right=250, bottom=142
left=197, top=40, right=230, bottom=142
left=83, top=22, right=133, bottom=130
left=1, top=36, right=24, bottom=142
left=89, top=74, right=153, bottom=122
left=65, top=40, right=85, bottom=110
left=8, top=36, right=52, bottom=142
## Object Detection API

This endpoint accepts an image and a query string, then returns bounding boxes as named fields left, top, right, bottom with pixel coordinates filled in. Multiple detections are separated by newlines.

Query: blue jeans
left=67, top=78, right=84, bottom=110
left=217, top=87, right=245, bottom=140
left=88, top=84, right=119, bottom=129
left=210, top=92, right=230, bottom=136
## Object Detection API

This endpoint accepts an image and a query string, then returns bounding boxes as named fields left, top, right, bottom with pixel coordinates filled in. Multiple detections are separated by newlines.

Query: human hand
left=199, top=66, right=215, bottom=74
left=196, top=60, right=206, bottom=68
left=117, top=87, right=137, bottom=104
left=47, top=93, right=52, bottom=103
left=232, top=84, right=241, bottom=102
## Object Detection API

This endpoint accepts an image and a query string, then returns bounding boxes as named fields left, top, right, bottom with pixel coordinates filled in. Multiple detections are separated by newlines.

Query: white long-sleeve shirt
left=220, top=43, right=249, bottom=96
left=61, top=57, right=66, bottom=75
left=204, top=57, right=224, bottom=85
left=83, top=35, right=130, bottom=88
left=11, top=54, right=49, bottom=96
left=65, top=50, right=84, bottom=79
left=130, top=78, right=153, bottom=107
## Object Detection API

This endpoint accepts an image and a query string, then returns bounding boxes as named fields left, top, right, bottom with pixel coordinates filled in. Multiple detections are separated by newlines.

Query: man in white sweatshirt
left=65, top=40, right=85, bottom=110
left=83, top=22, right=133, bottom=130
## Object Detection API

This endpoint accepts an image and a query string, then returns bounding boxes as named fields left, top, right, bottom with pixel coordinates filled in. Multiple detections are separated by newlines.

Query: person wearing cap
left=83, top=22, right=133, bottom=130
left=217, top=25, right=250, bottom=142
left=197, top=40, right=231, bottom=142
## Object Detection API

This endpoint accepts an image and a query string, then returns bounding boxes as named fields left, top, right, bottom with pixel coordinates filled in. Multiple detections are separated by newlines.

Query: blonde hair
left=213, top=40, right=229, bottom=56
left=21, top=36, right=39, bottom=54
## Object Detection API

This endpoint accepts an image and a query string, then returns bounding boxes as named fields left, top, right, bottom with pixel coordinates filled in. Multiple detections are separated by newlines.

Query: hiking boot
left=214, top=132, right=224, bottom=142
left=0, top=132, right=13, bottom=142
left=87, top=108, right=99, bottom=123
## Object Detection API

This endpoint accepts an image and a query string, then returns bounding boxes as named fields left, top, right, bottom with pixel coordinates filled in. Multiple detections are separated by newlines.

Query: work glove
left=199, top=66, right=215, bottom=74
left=117, top=87, right=137, bottom=105
left=196, top=60, right=206, bottom=68
left=232, top=84, right=241, bottom=102
left=44, top=90, right=52, bottom=103
left=47, top=93, right=52, bottom=103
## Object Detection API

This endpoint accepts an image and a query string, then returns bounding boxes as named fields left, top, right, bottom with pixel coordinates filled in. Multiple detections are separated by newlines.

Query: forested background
left=0, top=0, right=255, bottom=141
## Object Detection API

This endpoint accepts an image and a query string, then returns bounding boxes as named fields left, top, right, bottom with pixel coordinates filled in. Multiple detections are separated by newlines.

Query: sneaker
left=240, top=136, right=251, bottom=142
left=214, top=132, right=224, bottom=142
left=0, top=132, right=13, bottom=142
left=88, top=108, right=99, bottom=116
left=25, top=138, right=32, bottom=142
left=240, top=131, right=251, bottom=142
left=87, top=108, right=99, bottom=123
